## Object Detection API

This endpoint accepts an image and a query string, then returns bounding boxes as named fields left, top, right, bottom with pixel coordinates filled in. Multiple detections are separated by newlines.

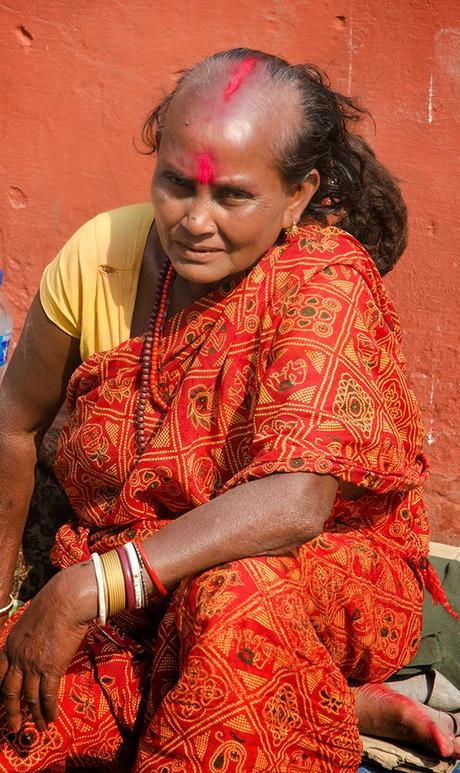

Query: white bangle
left=124, top=542, right=144, bottom=609
left=0, top=594, right=14, bottom=616
left=91, top=552, right=107, bottom=626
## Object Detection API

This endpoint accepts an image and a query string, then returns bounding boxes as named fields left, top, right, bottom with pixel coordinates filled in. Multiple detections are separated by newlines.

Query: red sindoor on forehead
left=223, top=57, right=257, bottom=101
left=197, top=152, right=213, bottom=184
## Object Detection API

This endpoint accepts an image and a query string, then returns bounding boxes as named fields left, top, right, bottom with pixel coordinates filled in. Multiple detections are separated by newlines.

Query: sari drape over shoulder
left=54, top=224, right=429, bottom=566
left=0, top=225, right=440, bottom=771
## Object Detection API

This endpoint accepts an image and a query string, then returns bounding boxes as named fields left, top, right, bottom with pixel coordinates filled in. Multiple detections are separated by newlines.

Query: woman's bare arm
left=0, top=295, right=81, bottom=613
left=142, top=470, right=338, bottom=589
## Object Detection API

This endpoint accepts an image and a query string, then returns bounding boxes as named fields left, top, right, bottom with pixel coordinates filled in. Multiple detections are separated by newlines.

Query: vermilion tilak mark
left=197, top=152, right=213, bottom=184
left=194, top=58, right=257, bottom=185
left=223, top=57, right=257, bottom=101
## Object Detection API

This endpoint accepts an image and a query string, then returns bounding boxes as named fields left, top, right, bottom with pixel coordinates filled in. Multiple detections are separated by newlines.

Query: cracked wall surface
left=1, top=1, right=459, bottom=542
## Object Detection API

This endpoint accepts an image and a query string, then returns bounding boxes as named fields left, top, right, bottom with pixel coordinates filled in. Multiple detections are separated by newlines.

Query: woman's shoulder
left=268, top=221, right=399, bottom=330
left=40, top=203, right=154, bottom=355
left=91, top=202, right=154, bottom=232
left=72, top=202, right=154, bottom=270
left=270, top=221, right=383, bottom=297
left=284, top=221, right=376, bottom=275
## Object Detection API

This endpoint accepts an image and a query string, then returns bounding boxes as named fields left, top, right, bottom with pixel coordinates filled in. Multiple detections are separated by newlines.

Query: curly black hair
left=329, top=136, right=407, bottom=275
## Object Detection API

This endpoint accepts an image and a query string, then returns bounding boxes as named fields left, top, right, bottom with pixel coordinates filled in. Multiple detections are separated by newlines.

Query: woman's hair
left=336, top=136, right=407, bottom=275
left=142, top=48, right=407, bottom=275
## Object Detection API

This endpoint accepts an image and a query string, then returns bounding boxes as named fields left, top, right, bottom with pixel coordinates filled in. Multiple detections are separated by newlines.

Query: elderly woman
left=0, top=49, right=457, bottom=771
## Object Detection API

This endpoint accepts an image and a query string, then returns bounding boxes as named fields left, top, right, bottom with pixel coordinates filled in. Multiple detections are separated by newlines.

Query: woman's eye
left=163, top=172, right=193, bottom=190
left=219, top=188, right=252, bottom=202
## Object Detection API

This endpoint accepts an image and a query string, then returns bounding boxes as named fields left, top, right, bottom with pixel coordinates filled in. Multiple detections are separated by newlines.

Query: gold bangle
left=101, top=559, right=109, bottom=617
left=107, top=550, right=126, bottom=616
left=103, top=551, right=125, bottom=617
left=99, top=553, right=111, bottom=617
left=100, top=550, right=126, bottom=618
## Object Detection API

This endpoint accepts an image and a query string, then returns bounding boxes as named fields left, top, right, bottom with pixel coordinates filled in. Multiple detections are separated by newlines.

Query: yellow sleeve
left=40, top=218, right=93, bottom=341
left=40, top=204, right=154, bottom=361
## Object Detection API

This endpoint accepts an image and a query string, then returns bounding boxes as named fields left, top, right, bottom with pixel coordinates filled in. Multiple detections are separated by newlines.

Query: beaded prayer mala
left=134, top=259, right=175, bottom=456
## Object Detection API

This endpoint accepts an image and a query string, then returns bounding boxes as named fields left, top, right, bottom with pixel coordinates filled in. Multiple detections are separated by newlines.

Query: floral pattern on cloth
left=0, top=224, right=436, bottom=770
left=52, top=224, right=429, bottom=569
left=0, top=537, right=424, bottom=771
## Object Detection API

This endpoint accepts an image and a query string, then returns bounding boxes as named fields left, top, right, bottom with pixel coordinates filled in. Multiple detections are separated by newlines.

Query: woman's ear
left=282, top=170, right=320, bottom=229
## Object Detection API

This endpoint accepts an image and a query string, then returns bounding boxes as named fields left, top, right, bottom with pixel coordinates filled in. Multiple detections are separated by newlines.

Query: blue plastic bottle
left=0, top=270, right=12, bottom=384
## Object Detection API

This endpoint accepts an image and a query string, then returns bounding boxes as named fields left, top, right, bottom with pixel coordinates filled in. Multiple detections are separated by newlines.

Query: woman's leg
left=297, top=532, right=424, bottom=683
left=296, top=532, right=460, bottom=758
left=136, top=529, right=458, bottom=770
left=134, top=554, right=362, bottom=772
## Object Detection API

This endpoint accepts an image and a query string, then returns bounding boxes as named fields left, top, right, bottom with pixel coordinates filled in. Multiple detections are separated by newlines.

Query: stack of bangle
left=91, top=541, right=167, bottom=627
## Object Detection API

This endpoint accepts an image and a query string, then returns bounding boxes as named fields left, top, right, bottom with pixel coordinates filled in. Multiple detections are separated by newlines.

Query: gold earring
left=285, top=221, right=299, bottom=238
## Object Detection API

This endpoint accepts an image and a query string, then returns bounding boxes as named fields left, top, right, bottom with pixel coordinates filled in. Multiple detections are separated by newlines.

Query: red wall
left=1, top=1, right=459, bottom=542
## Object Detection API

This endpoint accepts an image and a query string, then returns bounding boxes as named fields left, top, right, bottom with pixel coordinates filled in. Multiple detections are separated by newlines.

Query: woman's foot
left=353, top=682, right=460, bottom=759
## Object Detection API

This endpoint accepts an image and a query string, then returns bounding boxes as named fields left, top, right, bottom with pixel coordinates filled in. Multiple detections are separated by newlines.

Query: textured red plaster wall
left=1, top=1, right=459, bottom=542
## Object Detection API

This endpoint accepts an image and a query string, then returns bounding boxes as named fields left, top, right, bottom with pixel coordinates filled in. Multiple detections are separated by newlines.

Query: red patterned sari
left=0, top=225, right=434, bottom=771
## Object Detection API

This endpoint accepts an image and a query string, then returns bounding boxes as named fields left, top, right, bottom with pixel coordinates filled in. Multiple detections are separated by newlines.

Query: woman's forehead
left=159, top=107, right=279, bottom=179
left=165, top=62, right=298, bottom=133
left=164, top=82, right=297, bottom=148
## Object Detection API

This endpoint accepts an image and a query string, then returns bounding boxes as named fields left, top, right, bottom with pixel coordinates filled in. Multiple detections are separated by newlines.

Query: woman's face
left=151, top=95, right=317, bottom=290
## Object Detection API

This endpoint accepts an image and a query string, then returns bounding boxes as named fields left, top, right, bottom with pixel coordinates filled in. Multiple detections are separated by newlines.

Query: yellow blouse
left=40, top=203, right=154, bottom=362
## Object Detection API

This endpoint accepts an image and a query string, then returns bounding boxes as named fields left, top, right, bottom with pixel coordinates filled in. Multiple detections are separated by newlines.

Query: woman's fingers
left=40, top=674, right=61, bottom=725
left=22, top=673, right=47, bottom=731
left=1, top=667, right=60, bottom=732
left=1, top=666, right=24, bottom=732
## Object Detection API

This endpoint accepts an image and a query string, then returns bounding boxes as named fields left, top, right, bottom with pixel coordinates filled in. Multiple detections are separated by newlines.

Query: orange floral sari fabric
left=0, top=225, right=433, bottom=771
left=53, top=224, right=429, bottom=565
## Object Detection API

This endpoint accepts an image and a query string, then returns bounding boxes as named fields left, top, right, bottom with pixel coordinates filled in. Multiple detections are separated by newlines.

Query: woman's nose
left=182, top=197, right=216, bottom=236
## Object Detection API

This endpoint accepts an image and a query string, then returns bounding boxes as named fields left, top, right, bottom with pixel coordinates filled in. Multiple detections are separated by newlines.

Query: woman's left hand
left=0, top=561, right=97, bottom=733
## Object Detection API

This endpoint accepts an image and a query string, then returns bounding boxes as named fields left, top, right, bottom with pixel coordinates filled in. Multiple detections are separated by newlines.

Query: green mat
left=397, top=554, right=460, bottom=689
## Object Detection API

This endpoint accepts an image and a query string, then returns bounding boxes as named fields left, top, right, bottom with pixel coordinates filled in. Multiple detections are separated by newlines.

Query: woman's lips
left=175, top=242, right=223, bottom=261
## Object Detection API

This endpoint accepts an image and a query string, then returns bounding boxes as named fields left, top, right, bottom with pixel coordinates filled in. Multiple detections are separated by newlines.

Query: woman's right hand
left=0, top=561, right=97, bottom=732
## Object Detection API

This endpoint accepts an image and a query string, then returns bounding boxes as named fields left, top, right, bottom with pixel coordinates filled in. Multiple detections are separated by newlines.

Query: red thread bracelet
left=116, top=546, right=136, bottom=610
left=134, top=540, right=168, bottom=596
